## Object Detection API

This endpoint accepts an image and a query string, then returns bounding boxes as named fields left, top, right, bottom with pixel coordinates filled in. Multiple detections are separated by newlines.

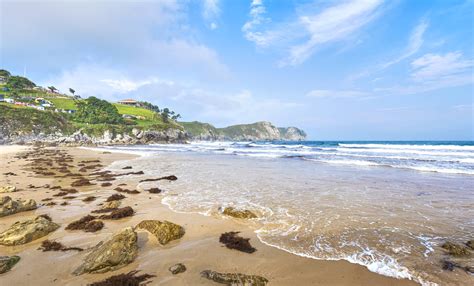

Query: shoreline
left=0, top=145, right=419, bottom=285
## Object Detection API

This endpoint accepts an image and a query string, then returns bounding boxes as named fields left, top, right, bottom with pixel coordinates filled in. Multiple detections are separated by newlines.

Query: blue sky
left=1, top=0, right=473, bottom=140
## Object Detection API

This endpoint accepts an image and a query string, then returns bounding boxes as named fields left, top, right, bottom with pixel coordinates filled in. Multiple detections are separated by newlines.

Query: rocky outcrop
left=200, top=270, right=268, bottom=286
left=1, top=126, right=188, bottom=146
left=0, top=196, right=37, bottom=217
left=136, top=220, right=185, bottom=245
left=278, top=127, right=307, bottom=141
left=0, top=215, right=60, bottom=246
left=169, top=263, right=186, bottom=275
left=74, top=227, right=138, bottom=275
left=222, top=207, right=257, bottom=219
left=0, top=186, right=17, bottom=193
left=0, top=255, right=21, bottom=274
left=441, top=241, right=471, bottom=257
left=51, top=128, right=188, bottom=146
left=182, top=121, right=307, bottom=141
left=467, top=240, right=474, bottom=250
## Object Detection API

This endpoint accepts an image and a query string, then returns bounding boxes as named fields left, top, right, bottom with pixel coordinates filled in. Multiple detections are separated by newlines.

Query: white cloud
left=375, top=52, right=474, bottom=95
left=1, top=0, right=228, bottom=80
left=381, top=18, right=429, bottom=69
left=410, top=52, right=473, bottom=83
left=203, top=0, right=220, bottom=30
left=242, top=0, right=384, bottom=66
left=242, top=0, right=274, bottom=47
left=306, top=89, right=371, bottom=99
left=101, top=78, right=169, bottom=93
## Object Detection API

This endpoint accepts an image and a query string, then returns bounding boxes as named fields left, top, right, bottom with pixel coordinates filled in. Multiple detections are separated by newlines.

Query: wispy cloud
left=202, top=0, right=220, bottom=30
left=410, top=51, right=473, bottom=83
left=306, top=89, right=371, bottom=99
left=242, top=0, right=273, bottom=46
left=381, top=18, right=429, bottom=69
left=376, top=51, right=473, bottom=95
left=101, top=78, right=174, bottom=93
left=348, top=17, right=429, bottom=81
left=242, top=0, right=384, bottom=66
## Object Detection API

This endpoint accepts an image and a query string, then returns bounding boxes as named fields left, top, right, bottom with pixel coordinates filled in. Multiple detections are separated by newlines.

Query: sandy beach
left=0, top=145, right=420, bottom=285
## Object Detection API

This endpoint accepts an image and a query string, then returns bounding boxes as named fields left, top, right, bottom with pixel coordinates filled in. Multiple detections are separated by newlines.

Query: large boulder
left=442, top=241, right=471, bottom=257
left=73, top=227, right=138, bottom=275
left=0, top=255, right=20, bottom=274
left=222, top=207, right=257, bottom=219
left=467, top=240, right=474, bottom=250
left=200, top=270, right=268, bottom=286
left=0, top=186, right=16, bottom=193
left=136, top=220, right=184, bottom=245
left=101, top=200, right=121, bottom=210
left=0, top=216, right=59, bottom=246
left=0, top=196, right=37, bottom=217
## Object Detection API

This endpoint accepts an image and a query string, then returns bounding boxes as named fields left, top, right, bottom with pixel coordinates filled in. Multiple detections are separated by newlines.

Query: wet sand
left=0, top=146, right=418, bottom=285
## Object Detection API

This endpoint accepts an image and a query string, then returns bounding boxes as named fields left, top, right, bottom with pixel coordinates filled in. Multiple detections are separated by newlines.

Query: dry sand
left=0, top=146, right=418, bottom=285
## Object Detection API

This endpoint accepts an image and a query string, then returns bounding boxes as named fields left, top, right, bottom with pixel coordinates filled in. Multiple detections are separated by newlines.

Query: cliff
left=0, top=105, right=187, bottom=145
left=181, top=121, right=307, bottom=141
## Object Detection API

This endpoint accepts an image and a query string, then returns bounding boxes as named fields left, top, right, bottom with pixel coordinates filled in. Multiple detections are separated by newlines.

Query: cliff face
left=181, top=121, right=307, bottom=141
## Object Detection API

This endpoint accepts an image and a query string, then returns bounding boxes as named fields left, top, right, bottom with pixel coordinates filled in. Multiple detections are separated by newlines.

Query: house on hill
left=117, top=99, right=140, bottom=106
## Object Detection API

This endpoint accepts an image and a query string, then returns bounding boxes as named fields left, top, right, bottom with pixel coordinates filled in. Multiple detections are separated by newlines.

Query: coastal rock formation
left=0, top=255, right=21, bottom=274
left=73, top=227, right=138, bottom=275
left=222, top=207, right=257, bottom=219
left=182, top=121, right=307, bottom=141
left=101, top=200, right=121, bottom=209
left=0, top=215, right=60, bottom=246
left=0, top=196, right=37, bottom=217
left=441, top=241, right=471, bottom=257
left=136, top=220, right=185, bottom=245
left=200, top=270, right=268, bottom=286
left=467, top=240, right=474, bottom=250
left=169, top=263, right=187, bottom=275
left=0, top=186, right=17, bottom=193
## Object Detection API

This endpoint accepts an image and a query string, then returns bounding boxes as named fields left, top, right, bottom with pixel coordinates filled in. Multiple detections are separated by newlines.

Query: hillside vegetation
left=0, top=69, right=306, bottom=143
left=181, top=121, right=306, bottom=141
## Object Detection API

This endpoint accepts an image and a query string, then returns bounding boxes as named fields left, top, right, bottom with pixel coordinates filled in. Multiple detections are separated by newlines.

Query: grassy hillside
left=0, top=104, right=72, bottom=136
left=48, top=97, right=78, bottom=109
left=180, top=121, right=219, bottom=135
left=181, top=120, right=306, bottom=141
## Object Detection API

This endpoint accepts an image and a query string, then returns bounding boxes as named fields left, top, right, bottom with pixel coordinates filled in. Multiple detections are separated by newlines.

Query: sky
left=1, top=0, right=473, bottom=140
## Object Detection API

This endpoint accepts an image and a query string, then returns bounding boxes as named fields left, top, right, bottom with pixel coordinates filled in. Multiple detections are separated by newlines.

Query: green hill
left=181, top=121, right=306, bottom=141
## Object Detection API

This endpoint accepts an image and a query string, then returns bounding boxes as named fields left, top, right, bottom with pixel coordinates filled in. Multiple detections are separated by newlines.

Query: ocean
left=95, top=141, right=474, bottom=285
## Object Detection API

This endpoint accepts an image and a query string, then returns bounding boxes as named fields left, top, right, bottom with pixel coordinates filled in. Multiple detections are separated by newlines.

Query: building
left=5, top=98, right=14, bottom=104
left=117, top=99, right=140, bottom=106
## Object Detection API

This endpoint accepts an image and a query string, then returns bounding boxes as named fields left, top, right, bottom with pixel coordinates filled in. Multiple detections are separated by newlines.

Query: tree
left=6, top=76, right=36, bottom=89
left=47, top=86, right=58, bottom=93
left=161, top=108, right=170, bottom=123
left=171, top=114, right=181, bottom=121
left=0, top=69, right=11, bottom=79
left=69, top=88, right=75, bottom=96
left=74, top=96, right=124, bottom=124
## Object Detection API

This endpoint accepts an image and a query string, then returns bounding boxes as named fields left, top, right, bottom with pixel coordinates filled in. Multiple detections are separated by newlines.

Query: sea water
left=98, top=141, right=474, bottom=285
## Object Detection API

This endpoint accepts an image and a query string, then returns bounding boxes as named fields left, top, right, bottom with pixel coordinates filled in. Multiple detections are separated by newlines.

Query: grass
left=113, top=104, right=156, bottom=119
left=48, top=97, right=78, bottom=110
left=0, top=102, right=29, bottom=109
left=0, top=104, right=72, bottom=135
